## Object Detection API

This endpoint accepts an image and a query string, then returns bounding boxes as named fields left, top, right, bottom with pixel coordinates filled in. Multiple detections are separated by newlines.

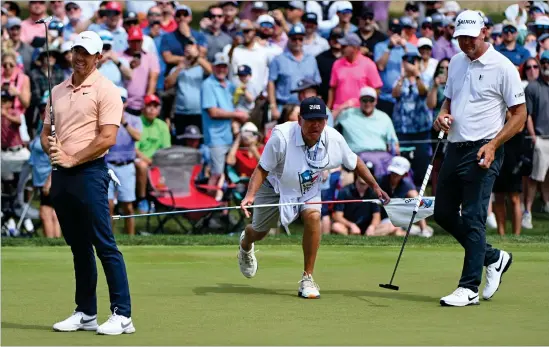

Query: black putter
left=35, top=16, right=57, bottom=170
left=379, top=120, right=448, bottom=291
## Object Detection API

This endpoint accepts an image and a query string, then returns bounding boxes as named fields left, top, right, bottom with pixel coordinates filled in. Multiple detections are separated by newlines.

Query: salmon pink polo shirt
left=329, top=54, right=383, bottom=110
left=45, top=70, right=123, bottom=157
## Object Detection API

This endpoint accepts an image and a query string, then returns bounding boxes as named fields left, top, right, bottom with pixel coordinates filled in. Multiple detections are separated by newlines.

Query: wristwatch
left=115, top=60, right=121, bottom=68
left=122, top=122, right=128, bottom=127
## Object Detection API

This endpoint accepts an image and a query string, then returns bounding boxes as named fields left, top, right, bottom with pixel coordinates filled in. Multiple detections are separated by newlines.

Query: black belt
left=453, top=139, right=492, bottom=148
left=2, top=145, right=24, bottom=152
left=107, top=160, right=134, bottom=166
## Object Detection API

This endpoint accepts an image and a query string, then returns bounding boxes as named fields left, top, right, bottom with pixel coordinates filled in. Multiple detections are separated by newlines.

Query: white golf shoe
left=521, top=212, right=533, bottom=229
left=96, top=311, right=135, bottom=335
left=298, top=272, right=320, bottom=299
left=238, top=230, right=257, bottom=278
left=486, top=212, right=497, bottom=229
left=53, top=311, right=98, bottom=332
left=440, top=287, right=479, bottom=307
left=483, top=251, right=513, bottom=300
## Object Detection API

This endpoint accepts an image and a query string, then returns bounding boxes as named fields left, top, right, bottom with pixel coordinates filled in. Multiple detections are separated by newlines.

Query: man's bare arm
left=490, top=103, right=527, bottom=149
left=72, top=125, right=119, bottom=165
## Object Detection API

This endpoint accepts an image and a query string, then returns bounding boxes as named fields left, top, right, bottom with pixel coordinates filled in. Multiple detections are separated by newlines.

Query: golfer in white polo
left=432, top=10, right=527, bottom=307
left=238, top=96, right=390, bottom=299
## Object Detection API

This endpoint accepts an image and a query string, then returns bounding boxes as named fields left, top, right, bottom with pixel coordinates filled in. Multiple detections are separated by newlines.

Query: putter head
left=379, top=283, right=399, bottom=291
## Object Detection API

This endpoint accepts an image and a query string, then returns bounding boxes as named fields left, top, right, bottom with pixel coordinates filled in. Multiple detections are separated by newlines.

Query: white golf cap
left=453, top=10, right=485, bottom=38
left=359, top=86, right=377, bottom=99
left=387, top=156, right=411, bottom=176
left=213, top=52, right=229, bottom=66
left=241, top=122, right=259, bottom=134
left=73, top=30, right=103, bottom=55
left=257, top=14, right=275, bottom=26
left=417, top=37, right=433, bottom=48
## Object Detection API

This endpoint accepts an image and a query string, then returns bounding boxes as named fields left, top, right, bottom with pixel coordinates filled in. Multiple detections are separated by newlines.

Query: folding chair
left=145, top=146, right=223, bottom=234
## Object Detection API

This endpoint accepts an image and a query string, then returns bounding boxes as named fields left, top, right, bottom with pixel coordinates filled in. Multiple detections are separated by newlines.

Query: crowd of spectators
left=1, top=0, right=548, bottom=238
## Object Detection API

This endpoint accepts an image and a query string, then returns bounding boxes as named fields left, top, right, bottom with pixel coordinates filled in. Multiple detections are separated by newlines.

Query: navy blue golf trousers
left=50, top=158, right=131, bottom=317
left=434, top=141, right=503, bottom=292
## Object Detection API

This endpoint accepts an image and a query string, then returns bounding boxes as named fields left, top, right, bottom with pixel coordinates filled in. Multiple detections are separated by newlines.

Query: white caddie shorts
left=530, top=137, right=549, bottom=182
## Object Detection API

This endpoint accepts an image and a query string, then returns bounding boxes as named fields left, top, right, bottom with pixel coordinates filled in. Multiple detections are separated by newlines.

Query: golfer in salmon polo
left=238, top=96, right=390, bottom=298
left=41, top=31, right=135, bottom=334
left=433, top=11, right=527, bottom=307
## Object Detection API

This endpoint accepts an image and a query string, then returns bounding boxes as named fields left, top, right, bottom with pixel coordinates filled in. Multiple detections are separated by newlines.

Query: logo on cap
left=457, top=19, right=476, bottom=26
left=309, top=105, right=321, bottom=110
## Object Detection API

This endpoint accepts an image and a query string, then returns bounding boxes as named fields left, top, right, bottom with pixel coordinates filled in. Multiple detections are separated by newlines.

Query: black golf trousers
left=50, top=158, right=132, bottom=317
left=434, top=141, right=503, bottom=292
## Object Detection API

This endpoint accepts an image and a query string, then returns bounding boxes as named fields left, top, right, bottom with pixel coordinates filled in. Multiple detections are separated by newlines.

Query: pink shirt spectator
left=20, top=18, right=46, bottom=45
left=329, top=54, right=383, bottom=110
left=121, top=50, right=160, bottom=111
left=1, top=67, right=30, bottom=117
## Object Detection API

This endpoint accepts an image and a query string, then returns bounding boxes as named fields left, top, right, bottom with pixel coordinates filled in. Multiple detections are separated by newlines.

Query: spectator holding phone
left=1, top=50, right=30, bottom=121
left=97, top=30, right=132, bottom=88
left=121, top=26, right=160, bottom=116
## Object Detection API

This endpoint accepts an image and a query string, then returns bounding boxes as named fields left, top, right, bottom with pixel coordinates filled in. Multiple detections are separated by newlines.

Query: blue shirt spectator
left=88, top=23, right=128, bottom=52
left=105, top=112, right=143, bottom=163
left=201, top=74, right=236, bottom=146
left=496, top=43, right=531, bottom=66
left=172, top=64, right=206, bottom=115
left=374, top=40, right=418, bottom=103
left=392, top=78, right=432, bottom=134
left=268, top=51, right=321, bottom=105
left=159, top=29, right=207, bottom=78
left=98, top=59, right=129, bottom=88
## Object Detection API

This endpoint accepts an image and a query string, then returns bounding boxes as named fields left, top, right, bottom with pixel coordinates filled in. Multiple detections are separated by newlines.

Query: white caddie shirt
left=444, top=44, right=526, bottom=143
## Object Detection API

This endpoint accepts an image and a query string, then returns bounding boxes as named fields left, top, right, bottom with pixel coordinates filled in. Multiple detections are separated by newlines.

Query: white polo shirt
left=444, top=44, right=525, bottom=143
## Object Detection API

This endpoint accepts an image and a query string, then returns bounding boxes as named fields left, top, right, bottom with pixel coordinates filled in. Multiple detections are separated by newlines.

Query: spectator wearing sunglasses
left=420, top=18, right=435, bottom=40
left=521, top=57, right=540, bottom=89
left=201, top=5, right=233, bottom=63
left=63, top=2, right=85, bottom=42
left=267, top=23, right=321, bottom=120
left=88, top=2, right=128, bottom=53
left=5, top=17, right=34, bottom=74
left=496, top=21, right=530, bottom=67
left=432, top=17, right=459, bottom=61
left=357, top=8, right=387, bottom=60
left=489, top=23, right=503, bottom=46
left=1, top=50, right=30, bottom=127
left=302, top=13, right=329, bottom=57
left=220, top=1, right=240, bottom=38
left=391, top=51, right=432, bottom=189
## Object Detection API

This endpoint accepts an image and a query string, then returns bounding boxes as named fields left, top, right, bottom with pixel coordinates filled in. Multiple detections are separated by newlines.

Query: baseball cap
left=175, top=4, right=192, bottom=16
left=257, top=14, right=274, bottom=27
left=291, top=78, right=319, bottom=93
left=431, top=13, right=445, bottom=24
left=73, top=31, right=103, bottom=55
left=179, top=125, right=203, bottom=139
left=65, top=1, right=80, bottom=10
left=328, top=27, right=345, bottom=40
left=300, top=96, right=328, bottom=120
left=389, top=19, right=402, bottom=33
left=538, top=33, right=549, bottom=43
left=441, top=1, right=460, bottom=14
left=501, top=20, right=518, bottom=30
left=98, top=30, right=114, bottom=45
left=127, top=26, right=143, bottom=41
left=359, top=86, right=377, bottom=99
left=240, top=19, right=255, bottom=30
left=105, top=1, right=122, bottom=13
left=453, top=10, right=485, bottom=38
left=220, top=1, right=239, bottom=8
left=403, top=51, right=420, bottom=59
left=491, top=23, right=503, bottom=35
left=302, top=12, right=318, bottom=24
left=213, top=52, right=229, bottom=66
left=337, top=32, right=361, bottom=46
left=337, top=1, right=353, bottom=14
left=61, top=40, right=73, bottom=54
left=124, top=11, right=139, bottom=23
left=144, top=94, right=161, bottom=105
left=535, top=15, right=549, bottom=25
left=6, top=17, right=21, bottom=29
left=118, top=86, right=128, bottom=100
left=387, top=156, right=411, bottom=176
left=237, top=65, right=252, bottom=76
left=417, top=37, right=433, bottom=48
left=241, top=122, right=259, bottom=134
left=252, top=1, right=268, bottom=11
left=541, top=50, right=549, bottom=61
left=400, top=16, right=416, bottom=28
left=361, top=8, right=374, bottom=18
left=288, top=1, right=305, bottom=11
left=288, top=23, right=306, bottom=36
left=531, top=2, right=546, bottom=13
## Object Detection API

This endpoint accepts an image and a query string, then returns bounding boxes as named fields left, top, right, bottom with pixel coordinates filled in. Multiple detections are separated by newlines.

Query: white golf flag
left=380, top=197, right=436, bottom=228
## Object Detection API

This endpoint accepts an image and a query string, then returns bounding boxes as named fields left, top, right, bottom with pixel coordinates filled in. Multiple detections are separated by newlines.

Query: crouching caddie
left=238, top=96, right=390, bottom=298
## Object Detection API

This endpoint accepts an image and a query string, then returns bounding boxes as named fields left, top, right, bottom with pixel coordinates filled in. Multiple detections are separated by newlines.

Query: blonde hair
left=1, top=49, right=17, bottom=63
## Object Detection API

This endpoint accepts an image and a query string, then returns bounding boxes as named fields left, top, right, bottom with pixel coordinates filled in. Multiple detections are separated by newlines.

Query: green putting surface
left=2, top=245, right=548, bottom=346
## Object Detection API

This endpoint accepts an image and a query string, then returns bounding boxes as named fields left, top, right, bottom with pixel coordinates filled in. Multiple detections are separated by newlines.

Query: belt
left=2, top=145, right=24, bottom=152
left=107, top=160, right=134, bottom=166
left=454, top=139, right=492, bottom=148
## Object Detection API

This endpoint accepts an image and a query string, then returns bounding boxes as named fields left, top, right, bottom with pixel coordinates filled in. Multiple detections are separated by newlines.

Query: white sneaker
left=53, top=311, right=98, bottom=332
left=543, top=202, right=549, bottom=214
left=96, top=311, right=135, bottom=335
left=440, top=287, right=479, bottom=307
left=409, top=225, right=422, bottom=236
left=521, top=212, right=533, bottom=229
left=237, top=230, right=257, bottom=278
left=298, top=272, right=320, bottom=299
left=420, top=226, right=434, bottom=238
left=486, top=213, right=497, bottom=229
left=483, top=251, right=513, bottom=300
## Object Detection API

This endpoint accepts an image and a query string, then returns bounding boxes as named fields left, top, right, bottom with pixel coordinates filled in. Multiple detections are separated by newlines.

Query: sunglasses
left=290, top=36, right=304, bottom=42
left=2, top=62, right=14, bottom=68
left=502, top=27, right=517, bottom=34
left=540, top=59, right=549, bottom=65
left=8, top=25, right=20, bottom=31
left=404, top=57, right=420, bottom=64
left=210, top=14, right=224, bottom=18
left=66, top=5, right=79, bottom=11
left=148, top=12, right=162, bottom=16
left=525, top=64, right=539, bottom=70
left=361, top=15, right=374, bottom=21
left=360, top=96, right=376, bottom=103
left=176, top=10, right=190, bottom=17
left=242, top=29, right=254, bottom=34
left=146, top=103, right=161, bottom=108
left=421, top=23, right=433, bottom=30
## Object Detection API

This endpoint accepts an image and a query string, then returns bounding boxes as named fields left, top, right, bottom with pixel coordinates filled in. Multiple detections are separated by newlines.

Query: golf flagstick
left=379, top=119, right=448, bottom=291
left=36, top=16, right=57, bottom=171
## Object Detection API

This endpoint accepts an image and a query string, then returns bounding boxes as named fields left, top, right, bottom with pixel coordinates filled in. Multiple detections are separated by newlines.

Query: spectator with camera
left=5, top=17, right=34, bottom=74
left=121, top=26, right=160, bottom=116
left=1, top=50, right=30, bottom=122
left=135, top=94, right=171, bottom=213
left=226, top=122, right=264, bottom=178
left=1, top=89, right=30, bottom=182
left=165, top=42, right=211, bottom=143
left=88, top=1, right=128, bottom=53
left=97, top=30, right=132, bottom=88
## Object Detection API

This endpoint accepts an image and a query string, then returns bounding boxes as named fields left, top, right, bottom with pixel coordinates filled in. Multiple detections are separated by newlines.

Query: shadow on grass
left=193, top=283, right=437, bottom=304
left=2, top=321, right=52, bottom=331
